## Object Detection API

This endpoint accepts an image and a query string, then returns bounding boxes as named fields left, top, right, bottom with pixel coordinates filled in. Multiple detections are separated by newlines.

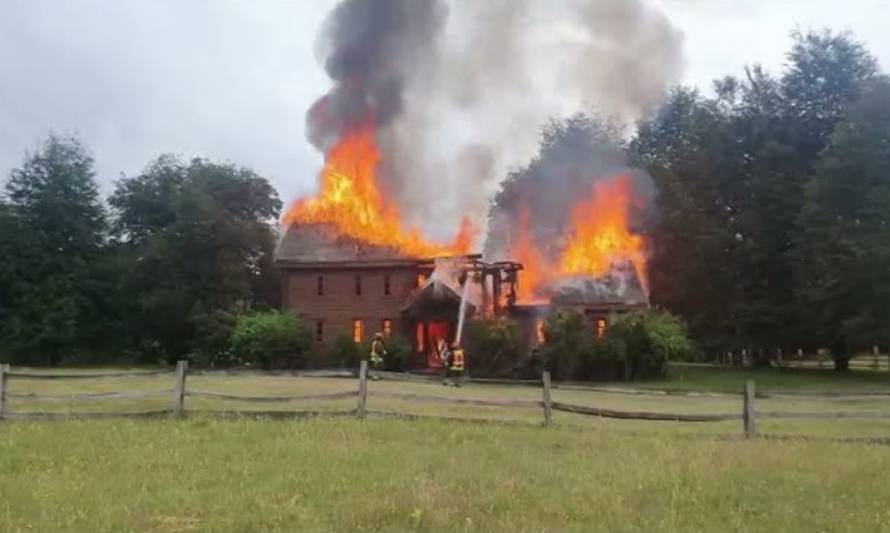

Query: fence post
left=0, top=364, right=9, bottom=420
left=743, top=380, right=756, bottom=438
left=173, top=360, right=188, bottom=417
left=541, top=371, right=553, bottom=427
left=357, top=360, right=368, bottom=420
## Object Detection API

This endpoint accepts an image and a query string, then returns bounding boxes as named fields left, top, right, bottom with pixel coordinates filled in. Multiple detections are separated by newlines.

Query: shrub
left=541, top=307, right=695, bottom=381
left=328, top=335, right=362, bottom=369
left=380, top=335, right=412, bottom=372
left=464, top=318, right=523, bottom=377
left=229, top=310, right=311, bottom=369
left=541, top=308, right=597, bottom=380
left=609, top=309, right=696, bottom=379
left=190, top=309, right=238, bottom=368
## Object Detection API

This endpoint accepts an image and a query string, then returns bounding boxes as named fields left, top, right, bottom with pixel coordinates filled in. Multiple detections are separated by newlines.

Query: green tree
left=109, top=156, right=282, bottom=362
left=633, top=30, right=881, bottom=358
left=1, top=135, right=108, bottom=365
left=794, top=79, right=890, bottom=365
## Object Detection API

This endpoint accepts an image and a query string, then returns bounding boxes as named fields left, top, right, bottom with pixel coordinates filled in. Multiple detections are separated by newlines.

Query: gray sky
left=1, top=0, right=888, bottom=207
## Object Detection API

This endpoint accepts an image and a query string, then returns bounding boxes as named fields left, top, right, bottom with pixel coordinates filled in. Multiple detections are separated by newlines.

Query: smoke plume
left=309, top=0, right=684, bottom=242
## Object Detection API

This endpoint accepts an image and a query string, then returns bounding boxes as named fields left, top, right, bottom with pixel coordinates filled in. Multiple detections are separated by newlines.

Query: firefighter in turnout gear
left=369, top=332, right=386, bottom=380
left=448, top=342, right=465, bottom=387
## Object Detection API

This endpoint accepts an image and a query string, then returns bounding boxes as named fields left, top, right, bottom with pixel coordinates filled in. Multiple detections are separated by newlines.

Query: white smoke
left=378, top=0, right=685, bottom=243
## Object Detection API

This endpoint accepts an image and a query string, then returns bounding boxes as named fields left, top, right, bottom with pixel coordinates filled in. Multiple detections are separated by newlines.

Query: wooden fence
left=2, top=361, right=890, bottom=439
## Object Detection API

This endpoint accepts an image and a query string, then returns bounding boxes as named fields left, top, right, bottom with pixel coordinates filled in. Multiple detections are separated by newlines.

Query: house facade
left=275, top=223, right=647, bottom=370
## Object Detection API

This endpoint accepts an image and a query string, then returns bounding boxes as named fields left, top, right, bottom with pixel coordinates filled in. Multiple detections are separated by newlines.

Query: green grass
left=5, top=366, right=890, bottom=531
left=644, top=363, right=890, bottom=393
left=3, top=417, right=890, bottom=532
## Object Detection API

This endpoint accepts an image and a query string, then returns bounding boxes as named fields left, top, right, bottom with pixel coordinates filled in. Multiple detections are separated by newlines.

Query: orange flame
left=510, top=205, right=551, bottom=303
left=560, top=174, right=647, bottom=288
left=509, top=174, right=647, bottom=303
left=283, top=120, right=475, bottom=257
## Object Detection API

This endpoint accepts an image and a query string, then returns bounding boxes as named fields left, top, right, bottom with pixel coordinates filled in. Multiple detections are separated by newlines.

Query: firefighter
left=449, top=341, right=465, bottom=387
left=369, top=332, right=386, bottom=380
left=437, top=338, right=451, bottom=385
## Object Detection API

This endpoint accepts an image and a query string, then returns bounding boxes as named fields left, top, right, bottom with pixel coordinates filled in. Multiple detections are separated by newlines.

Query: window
left=355, top=275, right=362, bottom=296
left=315, top=320, right=324, bottom=342
left=353, top=319, right=364, bottom=343
left=535, top=319, right=545, bottom=344
left=415, top=322, right=425, bottom=352
left=382, top=319, right=392, bottom=337
left=383, top=274, right=391, bottom=296
left=416, top=273, right=427, bottom=288
left=595, top=317, right=607, bottom=338
left=316, top=275, right=324, bottom=296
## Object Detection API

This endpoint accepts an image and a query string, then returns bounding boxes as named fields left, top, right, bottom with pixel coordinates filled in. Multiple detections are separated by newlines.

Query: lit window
left=535, top=319, right=545, bottom=344
left=315, top=320, right=324, bottom=342
left=595, top=317, right=607, bottom=338
left=316, top=275, right=324, bottom=296
left=383, top=274, right=391, bottom=296
left=353, top=319, right=364, bottom=343
left=355, top=275, right=362, bottom=296
left=415, top=322, right=425, bottom=352
left=382, top=319, right=392, bottom=337
left=416, top=273, right=427, bottom=287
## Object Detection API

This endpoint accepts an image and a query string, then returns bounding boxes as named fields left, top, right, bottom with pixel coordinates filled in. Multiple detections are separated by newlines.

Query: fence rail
left=186, top=390, right=357, bottom=403
left=2, top=362, right=890, bottom=440
left=7, top=369, right=174, bottom=380
left=6, top=389, right=172, bottom=401
left=550, top=401, right=741, bottom=422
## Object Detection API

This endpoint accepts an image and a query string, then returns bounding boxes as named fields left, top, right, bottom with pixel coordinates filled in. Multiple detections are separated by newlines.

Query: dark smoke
left=306, top=0, right=683, bottom=243
left=483, top=114, right=656, bottom=263
left=306, top=0, right=446, bottom=151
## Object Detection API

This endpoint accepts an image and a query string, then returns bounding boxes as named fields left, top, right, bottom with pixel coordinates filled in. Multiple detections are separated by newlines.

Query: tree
left=794, top=79, right=890, bottom=366
left=633, top=30, right=882, bottom=358
left=631, top=87, right=740, bottom=352
left=109, top=156, right=282, bottom=362
left=0, top=135, right=108, bottom=365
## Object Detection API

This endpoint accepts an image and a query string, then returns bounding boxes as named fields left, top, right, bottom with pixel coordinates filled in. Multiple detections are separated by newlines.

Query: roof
left=274, top=223, right=407, bottom=263
left=400, top=277, right=477, bottom=320
left=274, top=223, right=481, bottom=267
left=549, top=262, right=649, bottom=309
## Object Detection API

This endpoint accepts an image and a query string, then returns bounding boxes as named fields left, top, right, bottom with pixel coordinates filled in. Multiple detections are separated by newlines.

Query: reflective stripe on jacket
left=450, top=349, right=465, bottom=371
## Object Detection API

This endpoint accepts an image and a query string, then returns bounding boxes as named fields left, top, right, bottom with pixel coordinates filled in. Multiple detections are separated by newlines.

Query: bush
left=190, top=309, right=238, bottom=368
left=328, top=335, right=362, bottom=369
left=609, top=309, right=696, bottom=379
left=380, top=335, right=412, bottom=372
left=464, top=318, right=523, bottom=377
left=541, top=307, right=695, bottom=381
left=229, top=310, right=311, bottom=369
left=541, top=308, right=596, bottom=380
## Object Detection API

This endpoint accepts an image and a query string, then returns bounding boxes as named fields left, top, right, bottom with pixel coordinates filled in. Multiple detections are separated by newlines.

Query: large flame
left=511, top=205, right=551, bottom=303
left=283, top=121, right=475, bottom=257
left=560, top=174, right=646, bottom=286
left=509, top=173, right=647, bottom=302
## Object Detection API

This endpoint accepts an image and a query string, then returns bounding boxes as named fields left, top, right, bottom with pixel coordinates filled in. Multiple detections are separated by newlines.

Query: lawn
left=649, top=363, right=890, bottom=393
left=3, top=417, right=890, bottom=532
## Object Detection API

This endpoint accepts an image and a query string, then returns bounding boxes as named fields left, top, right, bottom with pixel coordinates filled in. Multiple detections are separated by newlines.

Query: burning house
left=275, top=223, right=524, bottom=368
left=274, top=220, right=648, bottom=370
left=274, top=0, right=655, bottom=370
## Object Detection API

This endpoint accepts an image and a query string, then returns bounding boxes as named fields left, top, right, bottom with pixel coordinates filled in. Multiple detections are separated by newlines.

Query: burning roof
left=549, top=262, right=648, bottom=309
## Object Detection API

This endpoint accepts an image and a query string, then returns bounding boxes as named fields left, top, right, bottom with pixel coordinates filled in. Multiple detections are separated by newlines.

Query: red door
left=426, top=321, right=450, bottom=368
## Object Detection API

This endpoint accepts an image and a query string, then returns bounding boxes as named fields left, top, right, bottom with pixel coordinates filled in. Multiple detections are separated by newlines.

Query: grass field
left=4, top=365, right=890, bottom=531
left=3, top=417, right=890, bottom=532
